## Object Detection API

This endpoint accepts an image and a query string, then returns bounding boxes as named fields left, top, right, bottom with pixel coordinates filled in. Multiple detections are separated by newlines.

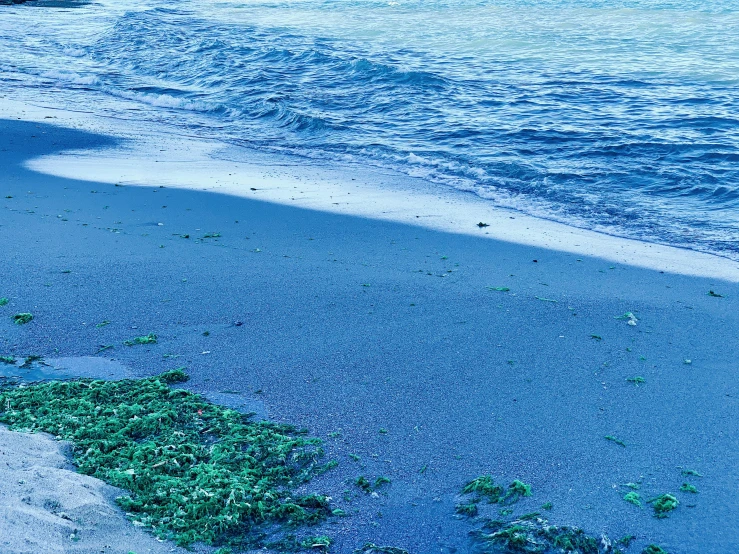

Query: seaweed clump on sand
left=470, top=517, right=619, bottom=554
left=13, top=312, right=33, bottom=325
left=648, top=494, right=678, bottom=519
left=463, top=476, right=533, bottom=504
left=0, top=369, right=335, bottom=549
left=456, top=475, right=533, bottom=517
left=642, top=546, right=668, bottom=554
left=123, top=333, right=158, bottom=346
left=463, top=475, right=506, bottom=502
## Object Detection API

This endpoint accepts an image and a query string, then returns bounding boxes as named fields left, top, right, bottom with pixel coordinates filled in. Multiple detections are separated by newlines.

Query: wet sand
left=1, top=114, right=738, bottom=553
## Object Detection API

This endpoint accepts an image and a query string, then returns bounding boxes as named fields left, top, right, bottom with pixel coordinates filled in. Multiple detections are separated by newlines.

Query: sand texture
left=1, top=114, right=738, bottom=553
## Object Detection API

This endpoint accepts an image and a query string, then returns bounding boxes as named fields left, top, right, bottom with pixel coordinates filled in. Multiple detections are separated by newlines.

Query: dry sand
left=1, top=106, right=738, bottom=553
left=0, top=426, right=194, bottom=554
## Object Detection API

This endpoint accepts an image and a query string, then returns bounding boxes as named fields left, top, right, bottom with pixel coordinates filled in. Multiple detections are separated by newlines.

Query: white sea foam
left=41, top=70, right=99, bottom=86
left=109, top=89, right=211, bottom=112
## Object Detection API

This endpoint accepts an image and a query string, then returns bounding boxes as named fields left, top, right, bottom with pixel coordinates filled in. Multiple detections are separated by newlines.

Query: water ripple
left=2, top=0, right=739, bottom=256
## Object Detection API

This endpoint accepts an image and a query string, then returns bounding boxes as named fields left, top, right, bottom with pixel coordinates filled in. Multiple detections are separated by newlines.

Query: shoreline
left=1, top=107, right=738, bottom=553
left=2, top=98, right=739, bottom=283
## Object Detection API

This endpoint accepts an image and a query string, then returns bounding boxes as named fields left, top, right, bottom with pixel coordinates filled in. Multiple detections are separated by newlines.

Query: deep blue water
left=2, top=0, right=739, bottom=257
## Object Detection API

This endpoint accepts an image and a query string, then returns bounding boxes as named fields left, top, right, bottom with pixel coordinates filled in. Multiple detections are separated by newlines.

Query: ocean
left=2, top=0, right=738, bottom=258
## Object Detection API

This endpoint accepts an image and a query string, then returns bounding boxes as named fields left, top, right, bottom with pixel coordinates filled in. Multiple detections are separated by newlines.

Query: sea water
left=1, top=0, right=738, bottom=258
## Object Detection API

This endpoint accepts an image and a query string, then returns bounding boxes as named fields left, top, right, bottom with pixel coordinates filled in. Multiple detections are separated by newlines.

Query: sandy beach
left=1, top=105, right=738, bottom=553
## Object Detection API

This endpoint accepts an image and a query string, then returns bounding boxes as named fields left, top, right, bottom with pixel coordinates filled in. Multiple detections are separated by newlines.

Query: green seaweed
left=354, top=475, right=390, bottom=494
left=472, top=517, right=602, bottom=554
left=541, top=502, right=553, bottom=511
left=648, top=494, right=678, bottom=518
left=456, top=502, right=479, bottom=517
left=354, top=544, right=410, bottom=554
left=0, top=297, right=8, bottom=307
left=20, top=355, right=42, bottom=368
left=707, top=290, right=723, bottom=298
left=681, top=469, right=703, bottom=477
left=623, top=492, right=642, bottom=508
left=590, top=334, right=603, bottom=341
left=96, top=320, right=111, bottom=328
left=618, top=535, right=636, bottom=547
left=502, top=480, right=532, bottom=504
left=96, top=345, right=114, bottom=354
left=462, top=476, right=504, bottom=503
left=0, top=370, right=333, bottom=548
left=605, top=435, right=626, bottom=447
left=679, top=483, right=698, bottom=494
left=355, top=476, right=372, bottom=493
left=203, top=232, right=222, bottom=239
left=13, top=313, right=33, bottom=325
left=374, top=476, right=391, bottom=489
left=535, top=296, right=558, bottom=303
left=0, top=356, right=16, bottom=364
left=642, top=546, right=668, bottom=554
left=626, top=377, right=645, bottom=386
left=123, top=333, right=158, bottom=346
left=488, top=287, right=510, bottom=292
left=461, top=477, right=531, bottom=506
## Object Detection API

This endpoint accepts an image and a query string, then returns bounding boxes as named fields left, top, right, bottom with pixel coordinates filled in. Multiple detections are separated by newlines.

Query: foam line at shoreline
left=5, top=98, right=739, bottom=282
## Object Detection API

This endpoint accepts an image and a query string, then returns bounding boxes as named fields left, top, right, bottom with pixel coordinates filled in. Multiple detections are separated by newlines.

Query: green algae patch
left=13, top=313, right=33, bottom=325
left=503, top=480, right=532, bottom=504
left=461, top=476, right=532, bottom=508
left=0, top=370, right=333, bottom=548
left=455, top=501, right=479, bottom=517
left=354, top=475, right=390, bottom=494
left=623, top=491, right=642, bottom=508
left=642, top=546, right=668, bottom=554
left=605, top=435, right=626, bottom=447
left=0, top=297, right=8, bottom=307
left=679, top=483, right=698, bottom=494
left=648, top=494, right=678, bottom=519
left=471, top=516, right=611, bottom=554
left=462, top=475, right=504, bottom=502
left=123, top=333, right=158, bottom=346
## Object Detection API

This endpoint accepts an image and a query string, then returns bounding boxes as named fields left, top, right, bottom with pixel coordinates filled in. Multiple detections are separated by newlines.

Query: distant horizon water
left=2, top=0, right=739, bottom=258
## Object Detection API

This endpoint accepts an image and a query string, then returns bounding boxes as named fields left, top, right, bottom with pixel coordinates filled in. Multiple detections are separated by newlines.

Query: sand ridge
left=0, top=426, right=194, bottom=554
